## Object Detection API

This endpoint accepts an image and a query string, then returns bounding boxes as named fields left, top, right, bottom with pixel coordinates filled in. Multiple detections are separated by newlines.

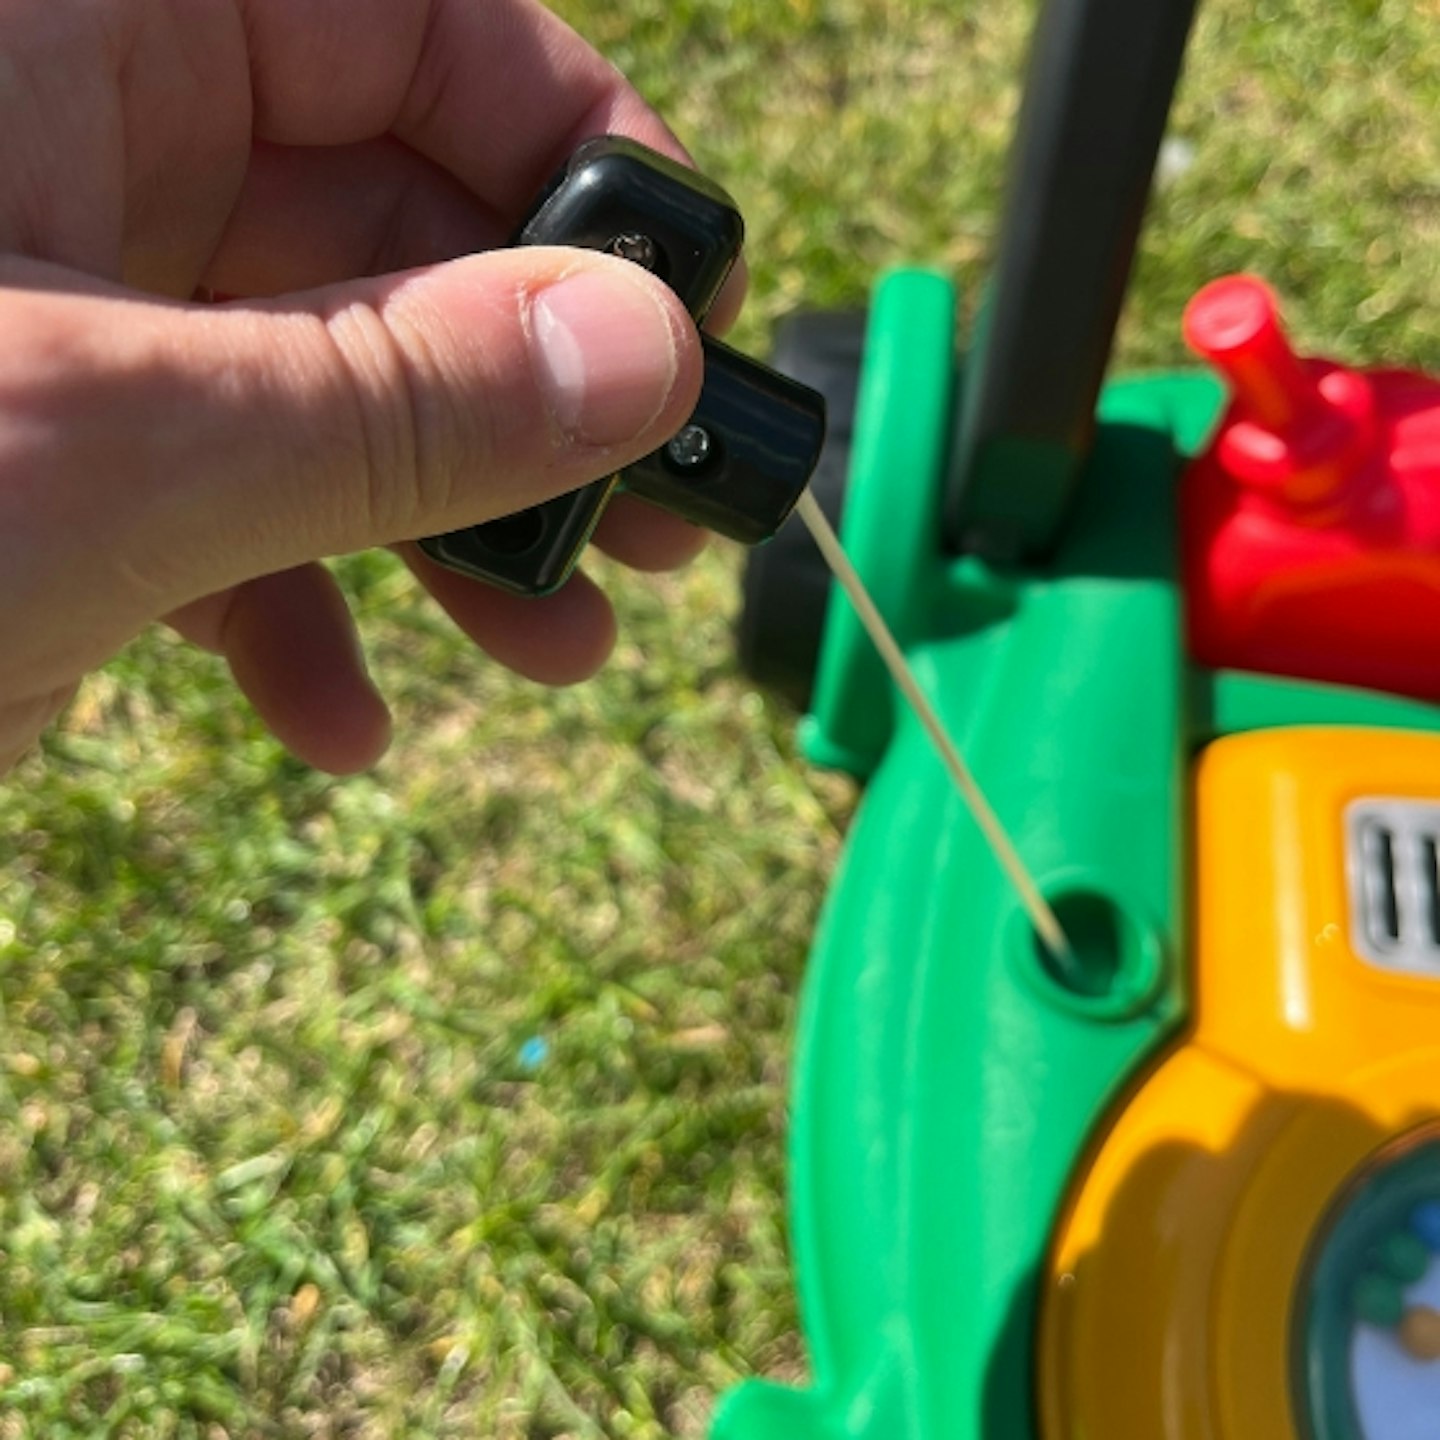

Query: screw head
left=666, top=424, right=714, bottom=472
left=607, top=232, right=659, bottom=270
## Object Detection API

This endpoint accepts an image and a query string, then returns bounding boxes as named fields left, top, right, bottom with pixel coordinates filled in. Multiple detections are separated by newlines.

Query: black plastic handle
left=945, top=0, right=1199, bottom=562
left=417, top=137, right=825, bottom=596
left=624, top=337, right=826, bottom=544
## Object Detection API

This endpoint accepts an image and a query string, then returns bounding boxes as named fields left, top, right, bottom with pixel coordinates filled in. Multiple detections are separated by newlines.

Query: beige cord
left=794, top=488, right=1073, bottom=962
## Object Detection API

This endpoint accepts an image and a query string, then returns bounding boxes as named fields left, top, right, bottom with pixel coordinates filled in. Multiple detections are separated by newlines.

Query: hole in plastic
left=1021, top=886, right=1162, bottom=1019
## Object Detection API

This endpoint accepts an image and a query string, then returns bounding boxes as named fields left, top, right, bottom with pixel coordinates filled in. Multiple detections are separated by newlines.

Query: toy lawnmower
left=420, top=0, right=1440, bottom=1432
left=723, top=0, right=1440, bottom=1437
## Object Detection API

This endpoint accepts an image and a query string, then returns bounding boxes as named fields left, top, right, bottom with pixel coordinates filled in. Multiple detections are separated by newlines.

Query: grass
left=1, top=1, right=1437, bottom=1435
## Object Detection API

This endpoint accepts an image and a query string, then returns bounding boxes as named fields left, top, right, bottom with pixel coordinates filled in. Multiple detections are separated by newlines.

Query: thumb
left=0, top=248, right=701, bottom=669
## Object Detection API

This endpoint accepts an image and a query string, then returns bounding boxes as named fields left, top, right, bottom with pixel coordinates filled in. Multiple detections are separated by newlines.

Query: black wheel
left=736, top=310, right=868, bottom=710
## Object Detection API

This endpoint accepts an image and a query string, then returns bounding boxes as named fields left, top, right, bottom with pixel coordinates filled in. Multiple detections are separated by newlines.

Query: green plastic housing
left=713, top=269, right=1440, bottom=1440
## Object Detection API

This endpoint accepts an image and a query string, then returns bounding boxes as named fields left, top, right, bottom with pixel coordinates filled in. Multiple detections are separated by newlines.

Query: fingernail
left=529, top=266, right=681, bottom=447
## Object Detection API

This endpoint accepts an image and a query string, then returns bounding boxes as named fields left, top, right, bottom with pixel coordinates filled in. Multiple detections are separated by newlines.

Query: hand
left=0, top=0, right=739, bottom=776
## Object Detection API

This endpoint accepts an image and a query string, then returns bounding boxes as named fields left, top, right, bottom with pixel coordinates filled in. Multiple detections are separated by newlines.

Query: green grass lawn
left=1, top=1, right=1436, bottom=1436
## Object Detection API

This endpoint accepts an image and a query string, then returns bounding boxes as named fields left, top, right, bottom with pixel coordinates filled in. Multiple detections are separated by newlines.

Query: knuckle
left=317, top=295, right=486, bottom=540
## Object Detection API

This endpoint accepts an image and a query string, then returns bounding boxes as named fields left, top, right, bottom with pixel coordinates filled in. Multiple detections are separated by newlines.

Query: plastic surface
left=737, top=311, right=868, bottom=710
left=1182, top=275, right=1440, bottom=701
left=418, top=137, right=824, bottom=595
left=1300, top=1128, right=1440, bottom=1440
left=945, top=0, right=1198, bottom=562
left=419, top=137, right=742, bottom=595
left=714, top=296, right=1228, bottom=1440
left=419, top=479, right=618, bottom=596
left=713, top=5, right=1440, bottom=1434
left=718, top=254, right=1440, bottom=1438
left=1040, top=729, right=1440, bottom=1440
left=518, top=136, right=743, bottom=318
left=1192, top=669, right=1440, bottom=742
left=800, top=269, right=959, bottom=777
left=624, top=337, right=826, bottom=543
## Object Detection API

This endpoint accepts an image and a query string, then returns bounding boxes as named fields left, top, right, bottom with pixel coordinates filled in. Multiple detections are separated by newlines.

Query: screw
left=607, top=232, right=659, bottom=270
left=666, top=424, right=714, bottom=473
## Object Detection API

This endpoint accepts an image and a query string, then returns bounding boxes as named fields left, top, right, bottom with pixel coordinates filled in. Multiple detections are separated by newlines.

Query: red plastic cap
left=1181, top=270, right=1440, bottom=701
left=1183, top=274, right=1377, bottom=508
left=1183, top=275, right=1325, bottom=432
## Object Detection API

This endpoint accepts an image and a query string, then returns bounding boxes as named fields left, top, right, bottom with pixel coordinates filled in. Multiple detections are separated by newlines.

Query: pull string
left=793, top=489, right=1073, bottom=963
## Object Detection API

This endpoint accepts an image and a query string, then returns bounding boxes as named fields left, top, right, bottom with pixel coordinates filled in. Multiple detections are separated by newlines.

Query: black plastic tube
left=945, top=0, right=1200, bottom=562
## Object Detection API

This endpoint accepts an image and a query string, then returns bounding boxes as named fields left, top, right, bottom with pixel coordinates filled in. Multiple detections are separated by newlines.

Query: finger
left=0, top=685, right=76, bottom=775
left=591, top=493, right=710, bottom=573
left=219, top=0, right=751, bottom=320
left=168, top=566, right=392, bottom=774
left=401, top=544, right=615, bottom=685
left=0, top=246, right=701, bottom=694
left=240, top=0, right=694, bottom=216
left=203, top=139, right=507, bottom=298
left=205, top=137, right=749, bottom=333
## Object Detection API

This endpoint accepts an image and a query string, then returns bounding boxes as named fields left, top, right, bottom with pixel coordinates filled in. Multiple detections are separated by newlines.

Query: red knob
left=1184, top=276, right=1325, bottom=432
left=1184, top=275, right=1375, bottom=510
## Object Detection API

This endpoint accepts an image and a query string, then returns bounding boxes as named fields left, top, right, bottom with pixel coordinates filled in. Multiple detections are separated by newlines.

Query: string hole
left=1017, top=885, right=1164, bottom=1021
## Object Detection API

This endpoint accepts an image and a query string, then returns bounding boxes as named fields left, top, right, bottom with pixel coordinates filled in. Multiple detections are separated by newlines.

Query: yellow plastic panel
left=1194, top=728, right=1440, bottom=1081
left=1040, top=728, right=1440, bottom=1440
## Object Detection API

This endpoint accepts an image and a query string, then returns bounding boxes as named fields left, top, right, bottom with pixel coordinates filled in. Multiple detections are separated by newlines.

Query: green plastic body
left=713, top=270, right=1440, bottom=1440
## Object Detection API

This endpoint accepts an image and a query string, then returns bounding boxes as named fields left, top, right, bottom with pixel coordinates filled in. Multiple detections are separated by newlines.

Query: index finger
left=242, top=0, right=694, bottom=220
